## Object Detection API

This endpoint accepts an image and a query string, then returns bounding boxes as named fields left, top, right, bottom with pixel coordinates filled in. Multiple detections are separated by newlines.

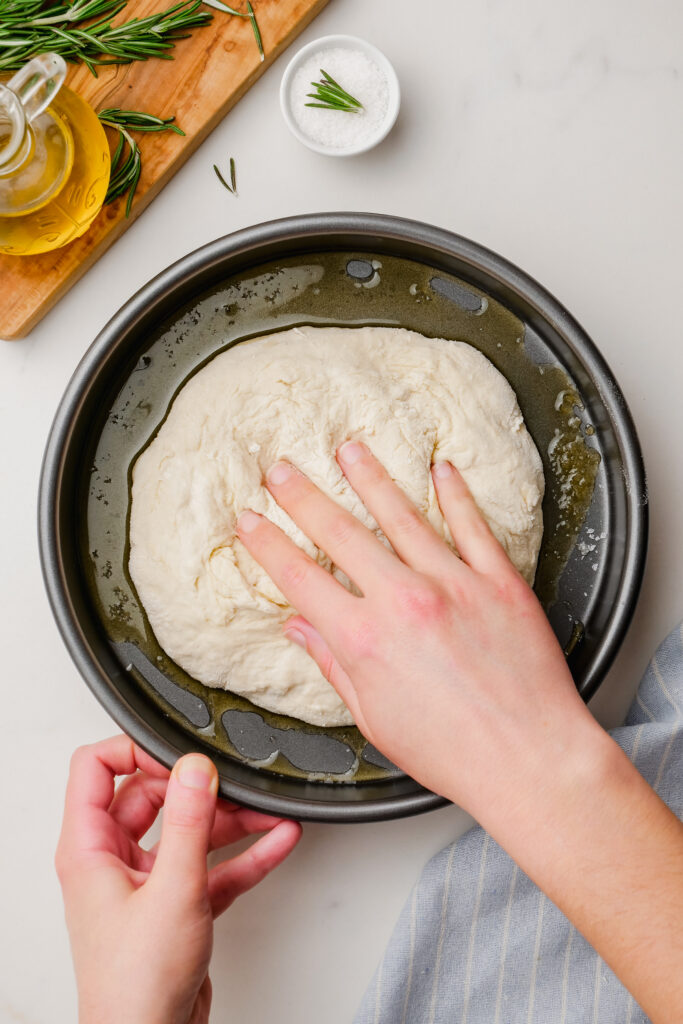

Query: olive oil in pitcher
left=0, top=53, right=110, bottom=256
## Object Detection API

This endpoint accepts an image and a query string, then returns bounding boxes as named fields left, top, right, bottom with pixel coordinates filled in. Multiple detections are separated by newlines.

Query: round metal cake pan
left=38, top=213, right=647, bottom=822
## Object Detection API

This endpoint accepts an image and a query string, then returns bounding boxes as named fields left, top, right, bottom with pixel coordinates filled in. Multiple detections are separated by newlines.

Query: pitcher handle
left=7, top=52, right=67, bottom=124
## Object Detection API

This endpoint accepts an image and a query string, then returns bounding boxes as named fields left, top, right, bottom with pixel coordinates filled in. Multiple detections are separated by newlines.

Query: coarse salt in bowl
left=280, top=35, right=400, bottom=156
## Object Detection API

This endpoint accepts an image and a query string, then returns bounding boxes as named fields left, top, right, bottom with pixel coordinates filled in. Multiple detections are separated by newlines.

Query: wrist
left=463, top=710, right=651, bottom=904
left=452, top=704, right=618, bottom=846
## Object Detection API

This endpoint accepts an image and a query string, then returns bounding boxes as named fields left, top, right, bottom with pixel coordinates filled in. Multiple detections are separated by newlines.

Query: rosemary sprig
left=98, top=107, right=184, bottom=216
left=0, top=0, right=212, bottom=73
left=306, top=69, right=363, bottom=113
left=213, top=155, right=237, bottom=194
left=199, top=0, right=263, bottom=60
left=0, top=0, right=264, bottom=72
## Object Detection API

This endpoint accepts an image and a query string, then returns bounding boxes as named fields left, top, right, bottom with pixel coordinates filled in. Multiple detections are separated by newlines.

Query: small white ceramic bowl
left=280, top=34, right=400, bottom=157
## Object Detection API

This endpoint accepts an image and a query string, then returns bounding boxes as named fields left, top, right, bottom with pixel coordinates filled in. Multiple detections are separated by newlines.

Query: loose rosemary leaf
left=213, top=156, right=237, bottom=195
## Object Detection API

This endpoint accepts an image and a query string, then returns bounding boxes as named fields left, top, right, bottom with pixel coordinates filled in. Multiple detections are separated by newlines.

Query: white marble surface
left=1, top=0, right=682, bottom=1021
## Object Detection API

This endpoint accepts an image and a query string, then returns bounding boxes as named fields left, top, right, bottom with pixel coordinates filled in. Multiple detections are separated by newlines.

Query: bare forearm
left=235, top=449, right=683, bottom=1019
left=459, top=718, right=683, bottom=1024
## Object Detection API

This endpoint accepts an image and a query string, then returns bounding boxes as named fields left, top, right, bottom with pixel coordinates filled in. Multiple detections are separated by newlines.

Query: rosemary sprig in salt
left=306, top=69, right=363, bottom=113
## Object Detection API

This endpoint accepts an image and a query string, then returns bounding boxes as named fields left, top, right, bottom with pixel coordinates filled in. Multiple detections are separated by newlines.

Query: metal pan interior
left=39, top=214, right=647, bottom=822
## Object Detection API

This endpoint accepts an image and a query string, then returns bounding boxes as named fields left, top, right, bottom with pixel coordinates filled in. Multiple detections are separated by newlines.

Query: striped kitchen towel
left=354, top=623, right=683, bottom=1024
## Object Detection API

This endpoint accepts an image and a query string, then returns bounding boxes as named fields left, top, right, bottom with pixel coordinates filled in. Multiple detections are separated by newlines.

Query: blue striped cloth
left=354, top=623, right=683, bottom=1024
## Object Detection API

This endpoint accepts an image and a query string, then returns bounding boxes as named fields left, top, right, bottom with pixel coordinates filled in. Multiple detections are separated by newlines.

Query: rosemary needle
left=320, top=70, right=362, bottom=105
left=200, top=0, right=264, bottom=60
left=246, top=0, right=263, bottom=61
left=213, top=156, right=237, bottom=195
left=213, top=164, right=231, bottom=192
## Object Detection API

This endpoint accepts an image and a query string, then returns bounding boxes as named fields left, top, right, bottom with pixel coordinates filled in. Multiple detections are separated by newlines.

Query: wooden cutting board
left=0, top=0, right=330, bottom=339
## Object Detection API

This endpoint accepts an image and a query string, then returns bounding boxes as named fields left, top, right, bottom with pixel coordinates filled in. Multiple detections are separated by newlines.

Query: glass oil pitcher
left=0, top=53, right=111, bottom=256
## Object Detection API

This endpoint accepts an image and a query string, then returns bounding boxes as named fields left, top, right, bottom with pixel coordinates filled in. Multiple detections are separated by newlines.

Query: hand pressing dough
left=129, top=326, right=544, bottom=727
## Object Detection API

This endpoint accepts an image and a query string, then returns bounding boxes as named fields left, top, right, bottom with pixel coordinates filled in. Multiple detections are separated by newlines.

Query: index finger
left=264, top=460, right=402, bottom=592
left=58, top=735, right=168, bottom=863
left=236, top=508, right=354, bottom=635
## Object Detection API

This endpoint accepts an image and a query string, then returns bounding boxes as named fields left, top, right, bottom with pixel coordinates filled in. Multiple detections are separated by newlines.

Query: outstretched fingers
left=336, top=441, right=460, bottom=578
left=264, top=460, right=403, bottom=594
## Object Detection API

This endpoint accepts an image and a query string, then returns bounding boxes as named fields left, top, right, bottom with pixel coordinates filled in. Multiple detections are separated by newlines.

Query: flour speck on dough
left=129, top=326, right=544, bottom=727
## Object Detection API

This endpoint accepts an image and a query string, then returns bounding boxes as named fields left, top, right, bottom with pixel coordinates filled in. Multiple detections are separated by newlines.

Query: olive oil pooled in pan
left=82, top=251, right=600, bottom=782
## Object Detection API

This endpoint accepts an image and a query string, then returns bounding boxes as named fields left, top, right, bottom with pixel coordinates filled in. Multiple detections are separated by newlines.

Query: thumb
left=152, top=753, right=218, bottom=901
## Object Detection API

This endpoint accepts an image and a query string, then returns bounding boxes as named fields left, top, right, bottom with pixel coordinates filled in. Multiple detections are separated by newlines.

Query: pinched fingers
left=66, top=736, right=169, bottom=818
left=108, top=771, right=169, bottom=843
left=57, top=736, right=170, bottom=877
left=82, top=760, right=276, bottom=863
left=236, top=508, right=353, bottom=634
left=431, top=461, right=513, bottom=578
left=336, top=441, right=461, bottom=578
left=146, top=802, right=292, bottom=863
left=264, top=460, right=401, bottom=593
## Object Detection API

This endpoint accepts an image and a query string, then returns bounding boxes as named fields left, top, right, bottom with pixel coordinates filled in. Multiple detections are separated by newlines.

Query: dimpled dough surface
left=129, top=326, right=544, bottom=727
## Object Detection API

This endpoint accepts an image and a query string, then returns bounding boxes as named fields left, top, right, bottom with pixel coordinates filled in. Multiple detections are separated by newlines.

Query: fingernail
left=286, top=628, right=307, bottom=650
left=237, top=509, right=261, bottom=533
left=433, top=461, right=451, bottom=479
left=339, top=441, right=364, bottom=465
left=175, top=754, right=216, bottom=791
left=267, top=461, right=293, bottom=485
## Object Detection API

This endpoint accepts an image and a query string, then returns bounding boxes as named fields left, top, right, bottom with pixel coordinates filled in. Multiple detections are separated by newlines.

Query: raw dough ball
left=129, top=326, right=544, bottom=727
